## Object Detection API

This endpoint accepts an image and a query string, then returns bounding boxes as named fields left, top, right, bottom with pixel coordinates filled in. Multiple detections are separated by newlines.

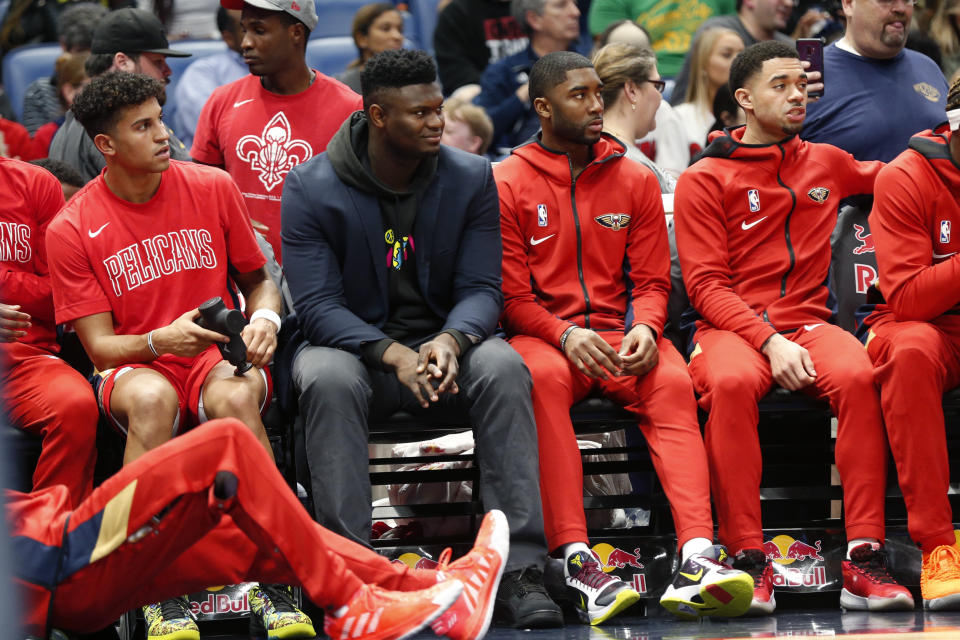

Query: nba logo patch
left=537, top=204, right=548, bottom=227
left=748, top=189, right=760, bottom=213
left=941, top=220, right=951, bottom=243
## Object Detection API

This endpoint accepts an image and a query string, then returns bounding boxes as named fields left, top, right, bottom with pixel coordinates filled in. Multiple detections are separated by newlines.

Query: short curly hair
left=360, top=49, right=436, bottom=110
left=71, top=71, right=165, bottom=139
left=729, top=41, right=798, bottom=93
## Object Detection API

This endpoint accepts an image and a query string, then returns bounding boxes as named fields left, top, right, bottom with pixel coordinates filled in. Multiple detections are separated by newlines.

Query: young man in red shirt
left=44, top=71, right=304, bottom=639
left=495, top=50, right=754, bottom=623
left=674, top=40, right=912, bottom=614
left=0, top=158, right=98, bottom=509
left=861, top=78, right=960, bottom=610
left=10, top=416, right=511, bottom=640
left=191, top=0, right=362, bottom=260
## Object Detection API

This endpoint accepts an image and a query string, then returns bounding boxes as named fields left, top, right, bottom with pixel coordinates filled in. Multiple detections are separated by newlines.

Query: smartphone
left=796, top=38, right=825, bottom=98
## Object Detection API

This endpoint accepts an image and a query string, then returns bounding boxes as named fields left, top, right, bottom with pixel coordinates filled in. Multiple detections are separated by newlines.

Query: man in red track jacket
left=861, top=79, right=960, bottom=611
left=496, top=51, right=754, bottom=623
left=674, top=41, right=911, bottom=614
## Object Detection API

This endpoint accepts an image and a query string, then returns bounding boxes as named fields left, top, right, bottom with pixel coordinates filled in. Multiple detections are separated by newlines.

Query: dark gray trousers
left=292, top=336, right=548, bottom=570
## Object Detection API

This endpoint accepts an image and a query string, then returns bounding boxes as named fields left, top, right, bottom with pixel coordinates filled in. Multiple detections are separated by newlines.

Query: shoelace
left=159, top=597, right=195, bottom=622
left=261, top=584, right=300, bottom=613
left=437, top=547, right=453, bottom=569
left=928, top=546, right=960, bottom=581
left=506, top=567, right=549, bottom=598
left=573, top=560, right=615, bottom=590
left=734, top=551, right=768, bottom=587
left=852, top=548, right=898, bottom=584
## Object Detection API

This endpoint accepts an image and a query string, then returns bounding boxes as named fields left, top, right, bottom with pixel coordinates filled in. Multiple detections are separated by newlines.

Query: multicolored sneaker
left=325, top=580, right=463, bottom=640
left=431, top=509, right=509, bottom=640
left=923, top=542, right=960, bottom=610
left=660, top=545, right=753, bottom=620
left=143, top=597, right=199, bottom=640
left=564, top=550, right=640, bottom=625
left=841, top=543, right=914, bottom=611
left=248, top=583, right=316, bottom=638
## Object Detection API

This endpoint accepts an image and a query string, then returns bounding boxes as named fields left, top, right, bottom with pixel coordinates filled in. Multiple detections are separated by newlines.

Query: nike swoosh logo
left=679, top=569, right=703, bottom=582
left=233, top=99, right=254, bottom=108
left=803, top=324, right=823, bottom=332
left=933, top=251, right=957, bottom=259
left=88, top=222, right=110, bottom=238
left=530, top=234, right=555, bottom=245
left=741, top=216, right=767, bottom=230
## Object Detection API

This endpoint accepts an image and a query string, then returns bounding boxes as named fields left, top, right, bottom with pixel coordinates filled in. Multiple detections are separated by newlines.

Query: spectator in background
left=588, top=0, right=736, bottom=77
left=171, top=7, right=248, bottom=148
left=192, top=0, right=361, bottom=261
left=138, top=0, right=223, bottom=39
left=670, top=0, right=795, bottom=106
left=48, top=8, right=193, bottom=182
left=930, top=0, right=960, bottom=81
left=337, top=3, right=405, bottom=93
left=801, top=0, right=948, bottom=162
left=598, top=20, right=690, bottom=176
left=674, top=27, right=744, bottom=155
left=32, top=52, right=89, bottom=157
left=441, top=98, right=495, bottom=155
left=707, top=82, right=744, bottom=133
left=475, top=0, right=581, bottom=153
left=20, top=2, right=105, bottom=135
left=30, top=157, right=86, bottom=200
left=434, top=0, right=528, bottom=98
left=593, top=41, right=674, bottom=192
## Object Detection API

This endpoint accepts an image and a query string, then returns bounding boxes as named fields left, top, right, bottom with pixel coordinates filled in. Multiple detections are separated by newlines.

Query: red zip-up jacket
left=867, top=126, right=960, bottom=325
left=675, top=126, right=882, bottom=350
left=495, top=134, right=670, bottom=344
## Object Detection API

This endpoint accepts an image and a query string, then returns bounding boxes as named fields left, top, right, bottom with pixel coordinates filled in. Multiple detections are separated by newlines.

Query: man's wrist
left=249, top=308, right=281, bottom=333
left=559, top=325, right=578, bottom=351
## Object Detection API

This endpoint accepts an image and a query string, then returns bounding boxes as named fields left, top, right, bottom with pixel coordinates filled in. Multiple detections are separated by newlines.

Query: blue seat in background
left=2, top=43, right=62, bottom=121
left=163, top=39, right=229, bottom=136
left=305, top=36, right=356, bottom=77
left=311, top=0, right=370, bottom=38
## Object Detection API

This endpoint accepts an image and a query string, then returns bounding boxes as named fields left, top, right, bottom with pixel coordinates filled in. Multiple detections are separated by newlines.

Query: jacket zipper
left=776, top=143, right=797, bottom=299
left=568, top=157, right=593, bottom=328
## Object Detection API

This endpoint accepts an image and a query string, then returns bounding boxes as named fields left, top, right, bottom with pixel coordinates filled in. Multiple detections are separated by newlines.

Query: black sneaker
left=494, top=566, right=564, bottom=628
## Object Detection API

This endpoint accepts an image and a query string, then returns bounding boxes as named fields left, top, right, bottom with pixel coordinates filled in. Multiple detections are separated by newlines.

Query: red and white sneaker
left=732, top=549, right=776, bottom=615
left=840, top=542, right=914, bottom=611
left=430, top=509, right=509, bottom=640
left=324, top=580, right=463, bottom=640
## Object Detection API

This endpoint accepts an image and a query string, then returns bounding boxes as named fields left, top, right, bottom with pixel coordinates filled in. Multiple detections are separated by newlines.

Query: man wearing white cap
left=861, top=76, right=960, bottom=610
left=191, top=0, right=361, bottom=262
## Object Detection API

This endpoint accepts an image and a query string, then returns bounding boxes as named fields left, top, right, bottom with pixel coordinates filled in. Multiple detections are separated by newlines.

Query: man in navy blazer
left=281, top=49, right=562, bottom=630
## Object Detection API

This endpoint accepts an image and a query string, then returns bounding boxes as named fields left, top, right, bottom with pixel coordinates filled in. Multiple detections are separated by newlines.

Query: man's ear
left=93, top=132, right=116, bottom=157
left=533, top=96, right=551, bottom=120
left=289, top=22, right=307, bottom=50
left=734, top=86, right=753, bottom=113
left=368, top=103, right=387, bottom=129
left=113, top=52, right=136, bottom=72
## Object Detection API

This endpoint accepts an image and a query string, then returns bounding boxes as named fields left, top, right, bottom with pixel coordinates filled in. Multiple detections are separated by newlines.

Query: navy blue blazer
left=280, top=145, right=504, bottom=354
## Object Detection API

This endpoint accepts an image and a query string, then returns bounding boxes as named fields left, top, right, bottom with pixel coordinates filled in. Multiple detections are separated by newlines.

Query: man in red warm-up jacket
left=861, top=77, right=960, bottom=611
left=674, top=41, right=912, bottom=615
left=496, top=50, right=754, bottom=624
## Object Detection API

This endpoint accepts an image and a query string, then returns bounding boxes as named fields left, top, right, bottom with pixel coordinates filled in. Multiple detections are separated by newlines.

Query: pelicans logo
left=236, top=111, right=313, bottom=191
left=595, top=213, right=631, bottom=231
left=807, top=187, right=830, bottom=204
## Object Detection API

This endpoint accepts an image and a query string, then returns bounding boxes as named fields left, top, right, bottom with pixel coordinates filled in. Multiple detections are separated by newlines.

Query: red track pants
left=688, top=324, right=888, bottom=553
left=2, top=341, right=98, bottom=507
left=509, top=333, right=713, bottom=552
left=866, top=317, right=960, bottom=552
left=12, top=419, right=436, bottom=636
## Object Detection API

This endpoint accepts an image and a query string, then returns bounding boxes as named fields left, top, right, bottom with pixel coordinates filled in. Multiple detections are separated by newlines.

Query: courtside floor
left=198, top=605, right=960, bottom=639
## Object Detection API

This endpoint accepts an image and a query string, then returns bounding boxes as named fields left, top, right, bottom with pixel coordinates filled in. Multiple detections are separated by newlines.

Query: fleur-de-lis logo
left=594, top=213, right=631, bottom=231
left=236, top=112, right=313, bottom=191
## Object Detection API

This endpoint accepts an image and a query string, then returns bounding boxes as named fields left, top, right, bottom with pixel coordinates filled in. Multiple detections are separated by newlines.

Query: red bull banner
left=762, top=532, right=843, bottom=592
left=186, top=583, right=303, bottom=621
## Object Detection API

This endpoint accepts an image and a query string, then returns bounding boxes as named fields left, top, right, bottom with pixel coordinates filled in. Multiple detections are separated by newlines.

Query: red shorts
left=94, top=345, right=271, bottom=437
